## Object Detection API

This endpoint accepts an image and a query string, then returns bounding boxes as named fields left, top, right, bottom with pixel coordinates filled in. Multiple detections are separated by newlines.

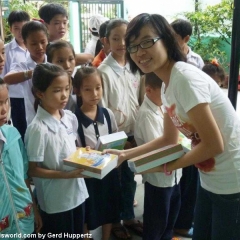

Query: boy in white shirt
left=171, top=19, right=204, bottom=69
left=134, top=73, right=181, bottom=240
left=2, top=10, right=30, bottom=139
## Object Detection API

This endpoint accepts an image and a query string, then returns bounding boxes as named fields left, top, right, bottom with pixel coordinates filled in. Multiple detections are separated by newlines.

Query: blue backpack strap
left=75, top=107, right=86, bottom=147
left=102, top=108, right=112, bottom=134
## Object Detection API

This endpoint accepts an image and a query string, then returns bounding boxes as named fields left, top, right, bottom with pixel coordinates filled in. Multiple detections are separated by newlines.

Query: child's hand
left=64, top=169, right=87, bottom=178
left=33, top=205, right=42, bottom=233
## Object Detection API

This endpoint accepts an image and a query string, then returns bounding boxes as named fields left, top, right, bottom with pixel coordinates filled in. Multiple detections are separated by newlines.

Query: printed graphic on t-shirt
left=166, top=103, right=215, bottom=172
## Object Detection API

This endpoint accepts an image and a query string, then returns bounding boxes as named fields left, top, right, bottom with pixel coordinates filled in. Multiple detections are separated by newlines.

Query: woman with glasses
left=106, top=13, right=240, bottom=240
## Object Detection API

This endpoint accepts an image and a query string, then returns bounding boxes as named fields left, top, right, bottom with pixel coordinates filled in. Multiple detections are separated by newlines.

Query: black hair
left=72, top=66, right=103, bottom=107
left=94, top=20, right=109, bottom=57
left=171, top=19, right=192, bottom=39
left=38, top=3, right=68, bottom=24
left=145, top=72, right=162, bottom=89
left=32, top=63, right=69, bottom=111
left=22, top=21, right=48, bottom=42
left=106, top=18, right=128, bottom=39
left=125, top=13, right=186, bottom=74
left=202, top=61, right=226, bottom=85
left=7, top=10, right=30, bottom=27
left=46, top=40, right=75, bottom=63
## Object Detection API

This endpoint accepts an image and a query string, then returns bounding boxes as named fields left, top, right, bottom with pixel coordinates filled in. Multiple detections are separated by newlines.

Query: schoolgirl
left=25, top=63, right=88, bottom=238
left=72, top=66, right=120, bottom=240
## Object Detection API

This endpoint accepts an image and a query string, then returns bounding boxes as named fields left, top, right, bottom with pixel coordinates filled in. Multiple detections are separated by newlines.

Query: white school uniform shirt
left=25, top=106, right=88, bottom=214
left=134, top=95, right=182, bottom=187
left=98, top=53, right=140, bottom=134
left=1, top=38, right=29, bottom=97
left=187, top=47, right=204, bottom=69
left=10, top=55, right=47, bottom=125
left=77, top=106, right=118, bottom=148
left=161, top=61, right=240, bottom=194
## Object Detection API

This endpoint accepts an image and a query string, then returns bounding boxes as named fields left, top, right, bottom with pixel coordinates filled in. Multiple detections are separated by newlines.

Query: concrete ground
left=90, top=175, right=191, bottom=240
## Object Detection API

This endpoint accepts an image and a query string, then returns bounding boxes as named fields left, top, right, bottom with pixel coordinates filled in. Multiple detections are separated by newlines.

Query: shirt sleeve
left=18, top=137, right=29, bottom=180
left=174, top=70, right=211, bottom=113
left=25, top=123, right=47, bottom=162
left=98, top=67, right=110, bottom=108
left=9, top=62, right=27, bottom=73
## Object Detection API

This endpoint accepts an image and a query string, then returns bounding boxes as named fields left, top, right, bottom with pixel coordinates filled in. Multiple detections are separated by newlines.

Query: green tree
left=179, top=0, right=233, bottom=65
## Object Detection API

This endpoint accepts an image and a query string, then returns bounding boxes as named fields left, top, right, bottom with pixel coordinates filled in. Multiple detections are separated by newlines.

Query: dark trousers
left=143, top=182, right=181, bottom=240
left=40, top=203, right=85, bottom=239
left=174, top=165, right=199, bottom=229
left=10, top=97, right=27, bottom=140
left=119, top=160, right=137, bottom=220
left=193, top=186, right=240, bottom=240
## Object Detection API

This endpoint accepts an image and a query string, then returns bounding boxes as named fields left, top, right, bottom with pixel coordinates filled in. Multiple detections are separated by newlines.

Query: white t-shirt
left=25, top=106, right=88, bottom=214
left=10, top=55, right=47, bottom=125
left=2, top=38, right=29, bottom=98
left=98, top=53, right=140, bottom=134
left=161, top=61, right=240, bottom=194
left=187, top=47, right=204, bottom=69
left=134, top=94, right=182, bottom=187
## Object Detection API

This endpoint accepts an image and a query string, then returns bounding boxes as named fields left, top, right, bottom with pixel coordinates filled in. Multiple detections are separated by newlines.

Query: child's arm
left=25, top=179, right=42, bottom=233
left=75, top=53, right=94, bottom=66
left=28, top=162, right=88, bottom=179
left=4, top=70, right=33, bottom=84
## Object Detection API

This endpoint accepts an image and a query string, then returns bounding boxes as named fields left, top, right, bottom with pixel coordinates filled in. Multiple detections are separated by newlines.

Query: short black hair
left=7, top=10, right=30, bottom=27
left=46, top=40, right=75, bottom=63
left=22, top=21, right=48, bottom=42
left=171, top=19, right=192, bottom=39
left=145, top=73, right=162, bottom=89
left=38, top=3, right=68, bottom=24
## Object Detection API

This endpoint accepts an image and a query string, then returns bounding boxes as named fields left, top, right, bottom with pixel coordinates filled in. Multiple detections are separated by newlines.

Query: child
left=46, top=40, right=77, bottom=112
left=39, top=3, right=94, bottom=66
left=4, top=21, right=48, bottom=128
left=202, top=58, right=226, bottom=87
left=84, top=14, right=109, bottom=57
left=108, top=13, right=240, bottom=240
left=0, top=39, right=42, bottom=238
left=72, top=66, right=120, bottom=240
left=1, top=11, right=30, bottom=139
left=98, top=18, right=142, bottom=239
left=134, top=72, right=181, bottom=239
left=171, top=19, right=204, bottom=69
left=92, top=20, right=110, bottom=67
left=25, top=63, right=88, bottom=237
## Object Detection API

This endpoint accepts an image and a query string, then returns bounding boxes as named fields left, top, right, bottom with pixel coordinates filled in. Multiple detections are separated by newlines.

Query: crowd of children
left=0, top=3, right=239, bottom=240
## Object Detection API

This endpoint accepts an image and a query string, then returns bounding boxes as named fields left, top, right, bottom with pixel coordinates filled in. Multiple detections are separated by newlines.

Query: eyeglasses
left=127, top=37, right=162, bottom=54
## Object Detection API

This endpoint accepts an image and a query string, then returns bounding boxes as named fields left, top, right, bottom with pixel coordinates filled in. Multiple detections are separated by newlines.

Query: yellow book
left=64, top=148, right=118, bottom=179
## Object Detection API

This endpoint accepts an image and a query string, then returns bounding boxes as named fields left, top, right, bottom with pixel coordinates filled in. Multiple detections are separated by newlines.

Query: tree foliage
left=180, top=0, right=233, bottom=65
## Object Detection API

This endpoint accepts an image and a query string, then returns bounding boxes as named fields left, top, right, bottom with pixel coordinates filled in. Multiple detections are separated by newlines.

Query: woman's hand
left=103, top=149, right=128, bottom=167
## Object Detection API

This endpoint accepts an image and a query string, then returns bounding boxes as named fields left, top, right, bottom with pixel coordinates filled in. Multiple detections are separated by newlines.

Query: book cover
left=127, top=144, right=185, bottom=173
left=95, top=131, right=128, bottom=151
left=64, top=148, right=118, bottom=179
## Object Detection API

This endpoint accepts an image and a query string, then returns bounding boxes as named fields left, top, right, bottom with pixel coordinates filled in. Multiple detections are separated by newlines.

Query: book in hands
left=64, top=148, right=118, bottom=179
left=127, top=144, right=185, bottom=173
left=95, top=131, right=128, bottom=151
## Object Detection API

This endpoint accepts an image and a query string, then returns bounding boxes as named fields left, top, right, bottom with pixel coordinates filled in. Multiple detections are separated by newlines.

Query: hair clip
left=32, top=18, right=45, bottom=24
left=211, top=58, right=219, bottom=67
